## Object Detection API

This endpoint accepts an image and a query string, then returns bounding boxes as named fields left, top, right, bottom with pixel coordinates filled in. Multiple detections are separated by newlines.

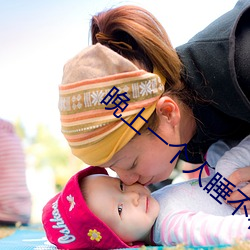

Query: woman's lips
left=143, top=177, right=154, bottom=186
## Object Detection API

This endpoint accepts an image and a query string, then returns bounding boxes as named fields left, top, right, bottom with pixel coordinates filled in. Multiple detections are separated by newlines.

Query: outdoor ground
left=1, top=225, right=250, bottom=250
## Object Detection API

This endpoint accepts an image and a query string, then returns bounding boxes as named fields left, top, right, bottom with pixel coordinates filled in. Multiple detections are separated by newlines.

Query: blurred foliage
left=14, top=120, right=86, bottom=191
left=14, top=118, right=26, bottom=139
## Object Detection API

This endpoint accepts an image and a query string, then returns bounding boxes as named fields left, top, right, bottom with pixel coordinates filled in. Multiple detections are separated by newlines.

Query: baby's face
left=84, top=174, right=160, bottom=244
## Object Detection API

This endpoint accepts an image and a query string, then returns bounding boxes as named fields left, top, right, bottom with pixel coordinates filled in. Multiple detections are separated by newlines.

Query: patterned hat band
left=59, top=70, right=164, bottom=145
left=59, top=44, right=165, bottom=165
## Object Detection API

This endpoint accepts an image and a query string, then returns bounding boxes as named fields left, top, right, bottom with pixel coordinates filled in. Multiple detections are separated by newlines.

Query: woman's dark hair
left=90, top=5, right=194, bottom=132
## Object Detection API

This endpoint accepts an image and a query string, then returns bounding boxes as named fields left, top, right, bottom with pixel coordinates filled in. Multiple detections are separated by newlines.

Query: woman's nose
left=112, top=168, right=139, bottom=185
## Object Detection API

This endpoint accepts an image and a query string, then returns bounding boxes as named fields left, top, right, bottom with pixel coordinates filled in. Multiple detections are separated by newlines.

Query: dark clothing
left=176, top=0, right=250, bottom=163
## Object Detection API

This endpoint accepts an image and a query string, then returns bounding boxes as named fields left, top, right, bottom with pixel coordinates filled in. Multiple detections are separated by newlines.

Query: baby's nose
left=126, top=191, right=140, bottom=206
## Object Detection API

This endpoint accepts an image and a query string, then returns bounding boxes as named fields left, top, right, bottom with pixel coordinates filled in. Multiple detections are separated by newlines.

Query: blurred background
left=0, top=0, right=238, bottom=223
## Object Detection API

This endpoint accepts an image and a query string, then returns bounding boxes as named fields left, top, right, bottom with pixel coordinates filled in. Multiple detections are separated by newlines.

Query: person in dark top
left=58, top=1, right=250, bottom=209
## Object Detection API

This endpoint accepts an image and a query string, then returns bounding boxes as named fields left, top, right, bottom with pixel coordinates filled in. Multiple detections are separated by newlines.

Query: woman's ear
left=156, top=96, right=180, bottom=126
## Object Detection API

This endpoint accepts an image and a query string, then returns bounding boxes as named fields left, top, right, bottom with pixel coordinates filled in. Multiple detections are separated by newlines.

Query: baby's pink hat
left=42, top=166, right=141, bottom=249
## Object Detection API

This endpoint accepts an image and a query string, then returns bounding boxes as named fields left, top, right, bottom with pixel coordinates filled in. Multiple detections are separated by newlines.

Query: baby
left=42, top=135, right=250, bottom=249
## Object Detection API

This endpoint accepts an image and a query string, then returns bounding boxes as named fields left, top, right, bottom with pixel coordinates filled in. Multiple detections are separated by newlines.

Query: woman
left=59, top=1, right=250, bottom=208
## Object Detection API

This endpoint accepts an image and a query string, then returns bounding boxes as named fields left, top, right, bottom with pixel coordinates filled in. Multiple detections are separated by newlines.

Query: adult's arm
left=214, top=135, right=250, bottom=178
left=227, top=166, right=250, bottom=212
left=206, top=135, right=250, bottom=212
left=213, top=135, right=250, bottom=212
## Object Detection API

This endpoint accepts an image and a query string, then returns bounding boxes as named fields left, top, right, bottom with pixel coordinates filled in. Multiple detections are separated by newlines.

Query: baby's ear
left=156, top=96, right=180, bottom=126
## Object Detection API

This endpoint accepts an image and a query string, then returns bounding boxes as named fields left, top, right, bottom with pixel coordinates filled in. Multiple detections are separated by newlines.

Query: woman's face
left=100, top=94, right=194, bottom=186
left=100, top=130, right=182, bottom=186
